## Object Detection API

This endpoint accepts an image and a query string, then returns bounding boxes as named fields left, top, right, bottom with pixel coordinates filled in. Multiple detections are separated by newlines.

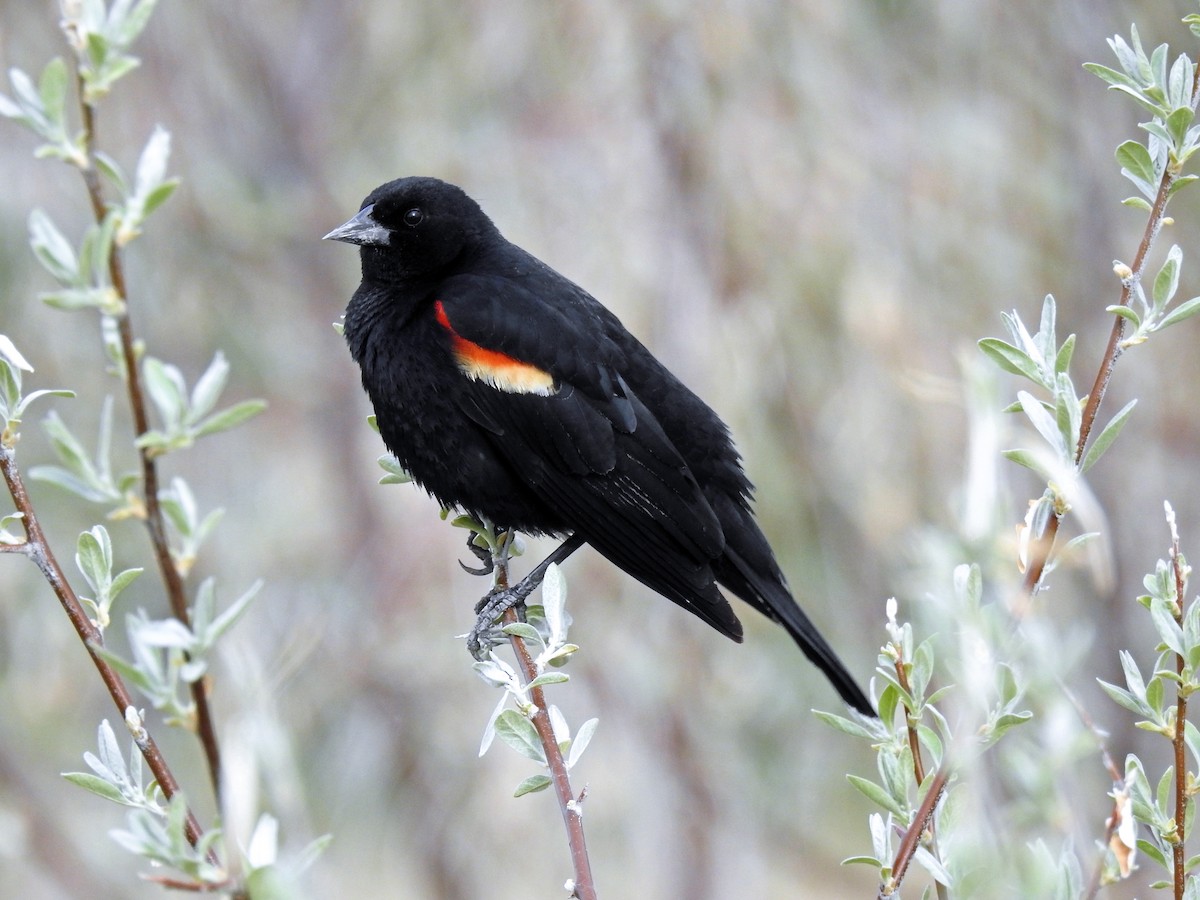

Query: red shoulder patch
left=434, top=301, right=556, bottom=395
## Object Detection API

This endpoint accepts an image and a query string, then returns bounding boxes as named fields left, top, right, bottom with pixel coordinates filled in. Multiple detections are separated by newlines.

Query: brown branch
left=1021, top=64, right=1200, bottom=598
left=494, top=548, right=596, bottom=900
left=74, top=71, right=224, bottom=805
left=880, top=765, right=951, bottom=899
left=891, top=659, right=949, bottom=900
left=0, top=442, right=209, bottom=852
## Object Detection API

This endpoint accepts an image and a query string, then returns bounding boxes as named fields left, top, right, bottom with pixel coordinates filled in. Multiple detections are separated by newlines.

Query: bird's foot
left=466, top=577, right=539, bottom=659
left=458, top=532, right=495, bottom=577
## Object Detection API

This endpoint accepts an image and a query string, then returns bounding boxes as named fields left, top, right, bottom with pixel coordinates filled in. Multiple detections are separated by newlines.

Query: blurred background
left=1, top=1, right=1198, bottom=897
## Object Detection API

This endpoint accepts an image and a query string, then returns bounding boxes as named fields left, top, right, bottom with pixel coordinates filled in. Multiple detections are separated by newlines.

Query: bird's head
left=323, top=176, right=496, bottom=281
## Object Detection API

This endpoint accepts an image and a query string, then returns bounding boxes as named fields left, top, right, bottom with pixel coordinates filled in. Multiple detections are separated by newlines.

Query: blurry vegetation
left=2, top=1, right=1200, bottom=898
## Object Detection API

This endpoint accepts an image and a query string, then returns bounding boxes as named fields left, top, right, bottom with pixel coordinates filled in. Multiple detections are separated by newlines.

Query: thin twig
left=891, top=659, right=948, bottom=900
left=881, top=766, right=951, bottom=899
left=74, top=70, right=224, bottom=805
left=494, top=546, right=596, bottom=900
left=0, top=442, right=210, bottom=852
left=1021, top=64, right=1200, bottom=598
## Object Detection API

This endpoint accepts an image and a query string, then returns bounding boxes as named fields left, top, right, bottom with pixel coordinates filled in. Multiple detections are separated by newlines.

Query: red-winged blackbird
left=325, top=176, right=873, bottom=715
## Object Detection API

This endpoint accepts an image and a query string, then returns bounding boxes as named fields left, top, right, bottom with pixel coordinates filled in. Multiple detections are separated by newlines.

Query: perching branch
left=492, top=546, right=596, bottom=900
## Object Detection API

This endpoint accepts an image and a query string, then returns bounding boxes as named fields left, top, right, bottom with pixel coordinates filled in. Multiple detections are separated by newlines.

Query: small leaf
left=1081, top=399, right=1136, bottom=473
left=192, top=399, right=266, bottom=438
left=1152, top=245, right=1182, bottom=312
left=513, top=775, right=552, bottom=797
left=1054, top=333, right=1075, bottom=375
left=566, top=717, right=598, bottom=769
left=846, top=775, right=907, bottom=818
left=977, top=338, right=1040, bottom=383
left=813, top=710, right=877, bottom=740
left=1122, top=196, right=1154, bottom=211
left=28, top=209, right=79, bottom=284
left=1017, top=390, right=1067, bottom=458
left=1158, top=296, right=1200, bottom=330
left=526, top=672, right=569, bottom=689
left=1116, top=140, right=1156, bottom=187
left=493, top=710, right=546, bottom=763
left=1002, top=448, right=1054, bottom=481
left=63, top=771, right=127, bottom=804
left=501, top=622, right=542, bottom=643
left=188, top=351, right=229, bottom=423
left=1106, top=305, right=1141, bottom=326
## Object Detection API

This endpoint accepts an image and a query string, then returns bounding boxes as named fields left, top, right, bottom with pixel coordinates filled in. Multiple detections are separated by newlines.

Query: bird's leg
left=458, top=530, right=494, bottom=577
left=467, top=532, right=586, bottom=658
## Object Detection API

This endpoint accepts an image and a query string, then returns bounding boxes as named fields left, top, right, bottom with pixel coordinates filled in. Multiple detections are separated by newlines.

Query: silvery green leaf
left=1081, top=399, right=1136, bottom=473
left=28, top=208, right=79, bottom=285
left=1018, top=391, right=1067, bottom=458
left=1084, top=63, right=1139, bottom=90
left=869, top=812, right=892, bottom=862
left=513, top=775, right=552, bottom=797
left=502, top=622, right=542, bottom=643
left=202, top=579, right=262, bottom=647
left=566, top=717, right=597, bottom=769
left=847, top=775, right=906, bottom=818
left=913, top=846, right=952, bottom=886
left=977, top=338, right=1040, bottom=383
left=96, top=719, right=126, bottom=782
left=187, top=351, right=229, bottom=423
left=0, top=336, right=33, bottom=373
left=527, top=672, right=569, bottom=689
left=1158, top=296, right=1200, bottom=330
left=135, top=616, right=195, bottom=650
left=494, top=709, right=545, bottom=763
left=473, top=654, right=517, bottom=689
left=548, top=704, right=569, bottom=744
left=192, top=399, right=266, bottom=438
left=479, top=692, right=509, bottom=757
left=13, top=388, right=74, bottom=420
left=108, top=0, right=159, bottom=47
left=142, top=357, right=187, bottom=426
left=76, top=525, right=114, bottom=594
left=62, top=771, right=126, bottom=804
left=1152, top=244, right=1182, bottom=312
left=813, top=710, right=876, bottom=739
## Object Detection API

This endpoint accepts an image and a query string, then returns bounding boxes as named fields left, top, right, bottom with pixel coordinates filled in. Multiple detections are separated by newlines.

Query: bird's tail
left=726, top=548, right=875, bottom=716
left=712, top=499, right=875, bottom=716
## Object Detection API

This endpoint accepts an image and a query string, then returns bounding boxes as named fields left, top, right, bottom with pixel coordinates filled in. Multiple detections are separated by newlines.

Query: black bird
left=325, top=176, right=873, bottom=715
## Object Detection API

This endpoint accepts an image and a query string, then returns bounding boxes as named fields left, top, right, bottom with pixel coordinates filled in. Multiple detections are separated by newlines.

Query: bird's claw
left=466, top=581, right=535, bottom=658
left=459, top=534, right=495, bottom=577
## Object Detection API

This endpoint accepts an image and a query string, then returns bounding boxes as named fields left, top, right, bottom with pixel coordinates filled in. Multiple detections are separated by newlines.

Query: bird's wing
left=433, top=275, right=741, bottom=638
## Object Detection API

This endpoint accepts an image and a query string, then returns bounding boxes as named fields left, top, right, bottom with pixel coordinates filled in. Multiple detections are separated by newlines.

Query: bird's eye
left=403, top=208, right=424, bottom=227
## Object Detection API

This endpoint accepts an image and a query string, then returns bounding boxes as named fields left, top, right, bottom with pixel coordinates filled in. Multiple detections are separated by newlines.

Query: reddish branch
left=494, top=555, right=595, bottom=900
left=881, top=766, right=950, bottom=899
left=1022, top=64, right=1200, bottom=597
left=75, top=74, right=224, bottom=804
left=0, top=443, right=209, bottom=851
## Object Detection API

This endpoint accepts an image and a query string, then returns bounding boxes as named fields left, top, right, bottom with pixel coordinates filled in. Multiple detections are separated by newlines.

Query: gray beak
left=323, top=204, right=390, bottom=246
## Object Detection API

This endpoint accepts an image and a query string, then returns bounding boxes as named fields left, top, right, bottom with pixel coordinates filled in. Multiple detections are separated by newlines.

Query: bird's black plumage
left=326, top=176, right=873, bottom=715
